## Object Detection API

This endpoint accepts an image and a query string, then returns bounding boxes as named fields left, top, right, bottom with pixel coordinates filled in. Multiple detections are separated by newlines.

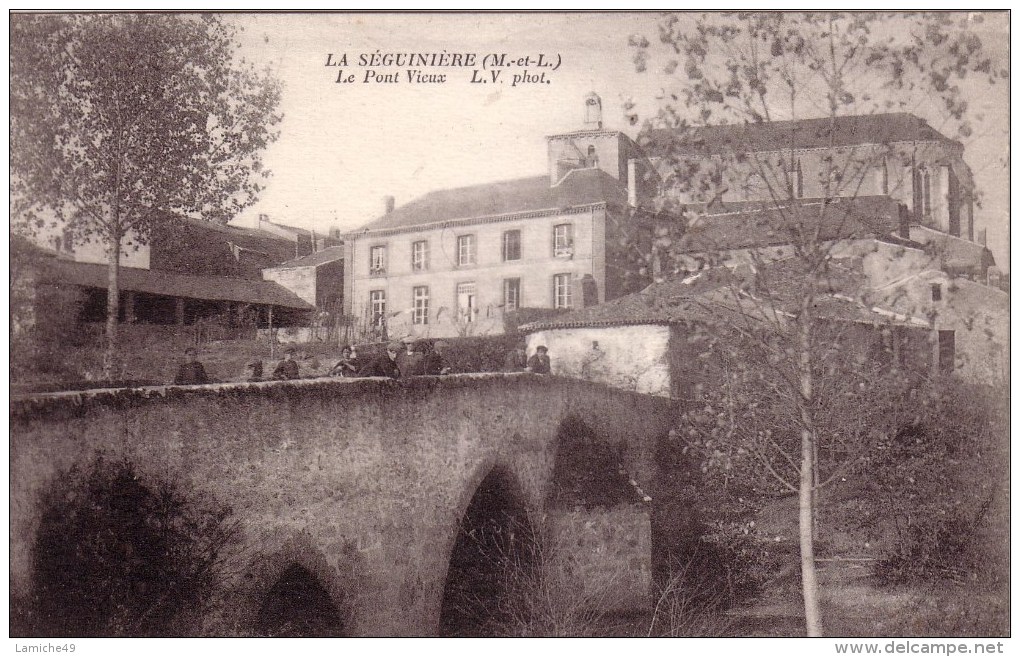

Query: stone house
left=521, top=261, right=937, bottom=398
left=868, top=269, right=1009, bottom=385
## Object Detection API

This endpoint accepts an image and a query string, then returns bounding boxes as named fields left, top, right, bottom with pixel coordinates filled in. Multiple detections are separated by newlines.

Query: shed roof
left=49, top=260, right=315, bottom=310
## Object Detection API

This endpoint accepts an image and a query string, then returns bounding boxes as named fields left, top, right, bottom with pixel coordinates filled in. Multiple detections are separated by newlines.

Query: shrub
left=652, top=425, right=779, bottom=609
left=859, top=379, right=1004, bottom=584
left=647, top=556, right=737, bottom=637
left=445, top=516, right=613, bottom=637
left=18, top=456, right=239, bottom=637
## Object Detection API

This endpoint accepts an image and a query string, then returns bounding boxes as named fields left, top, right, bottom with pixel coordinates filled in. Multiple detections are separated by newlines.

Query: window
left=369, top=245, right=387, bottom=275
left=586, top=145, right=598, bottom=167
left=921, top=170, right=932, bottom=216
left=457, top=234, right=476, bottom=266
left=553, top=224, right=574, bottom=257
left=931, top=283, right=942, bottom=302
left=787, top=159, right=803, bottom=198
left=502, top=230, right=521, bottom=261
left=411, top=240, right=429, bottom=271
left=875, top=158, right=889, bottom=195
left=412, top=286, right=429, bottom=325
left=369, top=290, right=386, bottom=327
left=553, top=273, right=572, bottom=309
left=503, top=278, right=521, bottom=311
left=457, top=282, right=477, bottom=322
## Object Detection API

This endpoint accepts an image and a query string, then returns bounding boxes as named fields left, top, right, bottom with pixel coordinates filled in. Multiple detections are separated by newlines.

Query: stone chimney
left=383, top=196, right=395, bottom=215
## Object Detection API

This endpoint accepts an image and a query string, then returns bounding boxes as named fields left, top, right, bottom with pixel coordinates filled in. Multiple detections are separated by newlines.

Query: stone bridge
left=10, top=374, right=676, bottom=636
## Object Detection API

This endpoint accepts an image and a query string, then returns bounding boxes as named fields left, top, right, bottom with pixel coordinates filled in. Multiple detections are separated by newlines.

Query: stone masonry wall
left=10, top=374, right=674, bottom=636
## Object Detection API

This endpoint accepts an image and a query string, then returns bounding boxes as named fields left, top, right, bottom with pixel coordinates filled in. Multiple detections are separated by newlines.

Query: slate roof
left=678, top=196, right=904, bottom=253
left=645, top=113, right=956, bottom=156
left=352, top=168, right=627, bottom=235
left=520, top=259, right=926, bottom=333
left=271, top=246, right=346, bottom=269
left=49, top=260, right=315, bottom=311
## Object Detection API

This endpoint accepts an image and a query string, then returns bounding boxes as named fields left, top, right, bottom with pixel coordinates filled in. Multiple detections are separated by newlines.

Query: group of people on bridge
left=173, top=338, right=552, bottom=385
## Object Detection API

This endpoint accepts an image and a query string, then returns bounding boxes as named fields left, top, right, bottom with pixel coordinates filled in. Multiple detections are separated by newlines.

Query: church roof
left=645, top=113, right=956, bottom=156
left=677, top=196, right=904, bottom=253
left=352, top=168, right=627, bottom=236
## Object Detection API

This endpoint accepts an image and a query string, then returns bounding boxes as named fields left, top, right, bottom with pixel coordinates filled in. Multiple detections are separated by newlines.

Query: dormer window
left=553, top=223, right=574, bottom=258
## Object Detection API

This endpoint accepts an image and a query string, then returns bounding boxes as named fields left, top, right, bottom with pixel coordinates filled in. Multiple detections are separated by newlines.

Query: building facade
left=344, top=98, right=995, bottom=343
left=343, top=94, right=660, bottom=340
left=647, top=113, right=977, bottom=241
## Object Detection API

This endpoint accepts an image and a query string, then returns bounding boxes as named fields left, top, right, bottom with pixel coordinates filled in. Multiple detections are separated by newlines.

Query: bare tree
left=629, top=11, right=1004, bottom=635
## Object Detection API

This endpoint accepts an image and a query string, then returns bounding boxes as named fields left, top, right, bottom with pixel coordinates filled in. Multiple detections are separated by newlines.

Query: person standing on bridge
left=423, top=340, right=452, bottom=375
left=504, top=341, right=528, bottom=372
left=396, top=336, right=424, bottom=378
left=358, top=342, right=401, bottom=378
left=328, top=345, right=360, bottom=377
left=272, top=348, right=300, bottom=380
left=527, top=345, right=551, bottom=374
left=174, top=347, right=210, bottom=385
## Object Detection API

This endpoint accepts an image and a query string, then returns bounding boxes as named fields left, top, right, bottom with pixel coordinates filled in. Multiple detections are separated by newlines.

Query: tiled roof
left=678, top=196, right=903, bottom=253
left=644, top=113, right=955, bottom=156
left=271, top=246, right=346, bottom=269
left=521, top=259, right=923, bottom=333
left=173, top=213, right=294, bottom=243
left=352, top=168, right=627, bottom=234
left=49, top=260, right=315, bottom=311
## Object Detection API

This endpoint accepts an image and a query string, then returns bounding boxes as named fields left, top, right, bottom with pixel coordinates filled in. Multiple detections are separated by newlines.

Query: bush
left=859, top=379, right=1004, bottom=584
left=17, top=456, right=239, bottom=637
left=11, top=281, right=89, bottom=382
left=652, top=424, right=779, bottom=609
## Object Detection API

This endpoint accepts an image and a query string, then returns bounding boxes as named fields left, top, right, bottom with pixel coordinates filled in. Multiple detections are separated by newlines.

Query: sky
left=225, top=12, right=1010, bottom=270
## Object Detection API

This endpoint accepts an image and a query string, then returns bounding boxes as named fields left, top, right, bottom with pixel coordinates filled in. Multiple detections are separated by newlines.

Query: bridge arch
left=237, top=531, right=360, bottom=637
left=437, top=457, right=540, bottom=636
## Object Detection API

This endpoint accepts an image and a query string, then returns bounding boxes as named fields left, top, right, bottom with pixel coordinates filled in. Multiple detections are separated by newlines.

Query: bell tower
left=583, top=92, right=603, bottom=129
